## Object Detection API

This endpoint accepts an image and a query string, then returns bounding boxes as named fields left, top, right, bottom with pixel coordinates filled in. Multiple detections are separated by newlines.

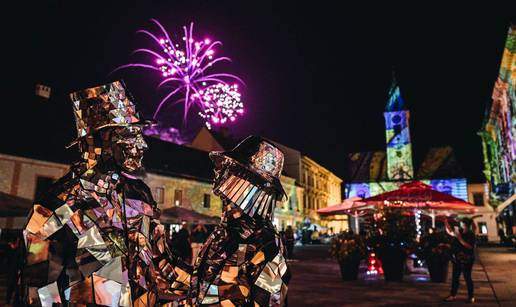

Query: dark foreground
left=288, top=245, right=516, bottom=307
left=1, top=245, right=514, bottom=306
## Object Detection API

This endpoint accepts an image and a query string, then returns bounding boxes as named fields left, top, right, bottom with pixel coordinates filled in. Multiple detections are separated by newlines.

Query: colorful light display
left=479, top=24, right=515, bottom=202
left=366, top=252, right=383, bottom=276
left=116, top=19, right=244, bottom=127
left=415, top=209, right=422, bottom=241
left=346, top=178, right=469, bottom=201
left=384, top=81, right=414, bottom=180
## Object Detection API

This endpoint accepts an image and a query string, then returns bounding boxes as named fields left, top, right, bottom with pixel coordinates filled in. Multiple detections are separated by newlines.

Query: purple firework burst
left=115, top=19, right=244, bottom=125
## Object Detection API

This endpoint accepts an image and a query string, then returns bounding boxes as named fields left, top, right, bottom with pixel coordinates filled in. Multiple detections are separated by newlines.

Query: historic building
left=300, top=156, right=343, bottom=228
left=479, top=24, right=515, bottom=237
left=0, top=135, right=303, bottom=232
left=346, top=77, right=468, bottom=201
left=344, top=74, right=499, bottom=240
left=0, top=153, right=69, bottom=229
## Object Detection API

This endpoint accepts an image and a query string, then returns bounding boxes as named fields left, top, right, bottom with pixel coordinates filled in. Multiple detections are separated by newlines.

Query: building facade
left=479, top=24, right=515, bottom=237
left=467, top=183, right=498, bottom=242
left=301, top=156, right=345, bottom=232
left=0, top=148, right=304, bottom=232
left=273, top=176, right=305, bottom=230
left=0, top=153, right=69, bottom=228
left=344, top=75, right=502, bottom=240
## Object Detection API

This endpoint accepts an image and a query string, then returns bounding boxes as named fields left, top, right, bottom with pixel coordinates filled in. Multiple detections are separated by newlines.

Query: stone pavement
left=287, top=245, right=508, bottom=307
left=477, top=247, right=516, bottom=306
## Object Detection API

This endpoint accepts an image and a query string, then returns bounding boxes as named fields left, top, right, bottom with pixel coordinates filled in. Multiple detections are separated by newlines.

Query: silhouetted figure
left=284, top=226, right=295, bottom=259
left=443, top=218, right=476, bottom=304
left=173, top=222, right=192, bottom=263
left=191, top=222, right=208, bottom=264
left=5, top=236, right=22, bottom=304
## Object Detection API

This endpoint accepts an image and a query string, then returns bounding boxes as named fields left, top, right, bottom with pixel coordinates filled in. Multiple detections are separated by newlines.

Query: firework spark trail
left=115, top=19, right=244, bottom=128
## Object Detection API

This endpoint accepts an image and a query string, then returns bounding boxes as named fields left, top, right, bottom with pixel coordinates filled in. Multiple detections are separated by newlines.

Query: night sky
left=1, top=1, right=513, bottom=182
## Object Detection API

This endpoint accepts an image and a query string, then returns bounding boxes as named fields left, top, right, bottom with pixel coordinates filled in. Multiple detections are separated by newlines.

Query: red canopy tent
left=317, top=197, right=367, bottom=215
left=317, top=197, right=373, bottom=233
left=361, top=181, right=476, bottom=227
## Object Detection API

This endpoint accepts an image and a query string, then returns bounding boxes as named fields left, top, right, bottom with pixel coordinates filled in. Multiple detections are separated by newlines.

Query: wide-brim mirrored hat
left=210, top=135, right=287, bottom=200
left=67, top=80, right=152, bottom=147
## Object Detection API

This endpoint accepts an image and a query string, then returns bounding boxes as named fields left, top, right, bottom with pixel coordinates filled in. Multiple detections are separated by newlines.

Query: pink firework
left=115, top=19, right=244, bottom=123
left=198, top=83, right=244, bottom=129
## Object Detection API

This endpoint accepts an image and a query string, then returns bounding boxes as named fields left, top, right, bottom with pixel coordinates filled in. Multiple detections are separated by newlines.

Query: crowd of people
left=167, top=222, right=210, bottom=265
left=168, top=222, right=301, bottom=262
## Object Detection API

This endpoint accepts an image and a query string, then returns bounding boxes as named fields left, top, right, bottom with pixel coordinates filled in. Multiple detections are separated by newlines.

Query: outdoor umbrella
left=160, top=206, right=220, bottom=224
left=361, top=181, right=476, bottom=227
left=317, top=197, right=371, bottom=233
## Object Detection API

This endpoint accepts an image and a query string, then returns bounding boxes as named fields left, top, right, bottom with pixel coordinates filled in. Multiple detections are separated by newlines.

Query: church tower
left=384, top=75, right=414, bottom=180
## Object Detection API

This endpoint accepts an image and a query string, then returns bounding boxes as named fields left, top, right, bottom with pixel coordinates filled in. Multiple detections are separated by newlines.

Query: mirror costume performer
left=21, top=80, right=290, bottom=306
left=188, top=136, right=291, bottom=306
left=21, top=81, right=191, bottom=306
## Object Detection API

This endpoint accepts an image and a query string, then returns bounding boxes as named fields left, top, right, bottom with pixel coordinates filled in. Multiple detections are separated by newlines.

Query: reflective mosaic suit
left=189, top=136, right=291, bottom=306
left=190, top=203, right=289, bottom=306
left=21, top=81, right=190, bottom=306
left=23, top=166, right=189, bottom=306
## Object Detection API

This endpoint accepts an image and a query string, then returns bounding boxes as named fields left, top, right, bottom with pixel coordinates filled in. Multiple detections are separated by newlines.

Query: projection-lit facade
left=479, top=24, right=515, bottom=238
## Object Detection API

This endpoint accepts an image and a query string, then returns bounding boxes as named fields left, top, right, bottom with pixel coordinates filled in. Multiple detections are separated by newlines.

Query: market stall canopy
left=361, top=181, right=476, bottom=213
left=317, top=197, right=369, bottom=215
left=0, top=191, right=33, bottom=217
left=160, top=206, right=220, bottom=224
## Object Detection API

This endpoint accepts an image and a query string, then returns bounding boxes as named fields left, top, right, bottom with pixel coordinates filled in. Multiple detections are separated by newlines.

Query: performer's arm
left=23, top=203, right=67, bottom=305
left=443, top=218, right=454, bottom=237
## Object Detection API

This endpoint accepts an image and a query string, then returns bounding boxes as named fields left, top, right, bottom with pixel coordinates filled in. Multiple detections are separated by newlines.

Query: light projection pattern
left=479, top=24, right=516, bottom=199
left=384, top=110, right=414, bottom=180
left=346, top=178, right=469, bottom=201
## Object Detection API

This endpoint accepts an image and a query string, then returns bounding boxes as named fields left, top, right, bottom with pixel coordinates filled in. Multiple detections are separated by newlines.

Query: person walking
left=443, top=218, right=476, bottom=304
left=5, top=236, right=22, bottom=305
left=172, top=222, right=192, bottom=264
left=284, top=225, right=295, bottom=259
left=190, top=222, right=208, bottom=265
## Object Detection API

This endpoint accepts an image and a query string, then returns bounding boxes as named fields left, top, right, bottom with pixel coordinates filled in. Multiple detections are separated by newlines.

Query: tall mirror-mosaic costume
left=189, top=136, right=291, bottom=306
left=21, top=81, right=190, bottom=306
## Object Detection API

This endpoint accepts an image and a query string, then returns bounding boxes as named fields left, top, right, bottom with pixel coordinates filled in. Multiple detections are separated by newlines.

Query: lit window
left=174, top=190, right=183, bottom=207
left=478, top=222, right=488, bottom=235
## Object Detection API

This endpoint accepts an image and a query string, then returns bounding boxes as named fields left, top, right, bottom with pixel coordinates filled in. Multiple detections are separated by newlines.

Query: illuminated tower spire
left=384, top=74, right=414, bottom=180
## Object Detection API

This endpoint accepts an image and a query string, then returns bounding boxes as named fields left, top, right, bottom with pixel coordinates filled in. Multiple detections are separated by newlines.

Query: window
left=34, top=176, right=55, bottom=199
left=478, top=222, right=488, bottom=235
left=174, top=190, right=183, bottom=207
left=155, top=187, right=165, bottom=204
left=203, top=194, right=211, bottom=208
left=288, top=196, right=293, bottom=211
left=472, top=192, right=484, bottom=207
